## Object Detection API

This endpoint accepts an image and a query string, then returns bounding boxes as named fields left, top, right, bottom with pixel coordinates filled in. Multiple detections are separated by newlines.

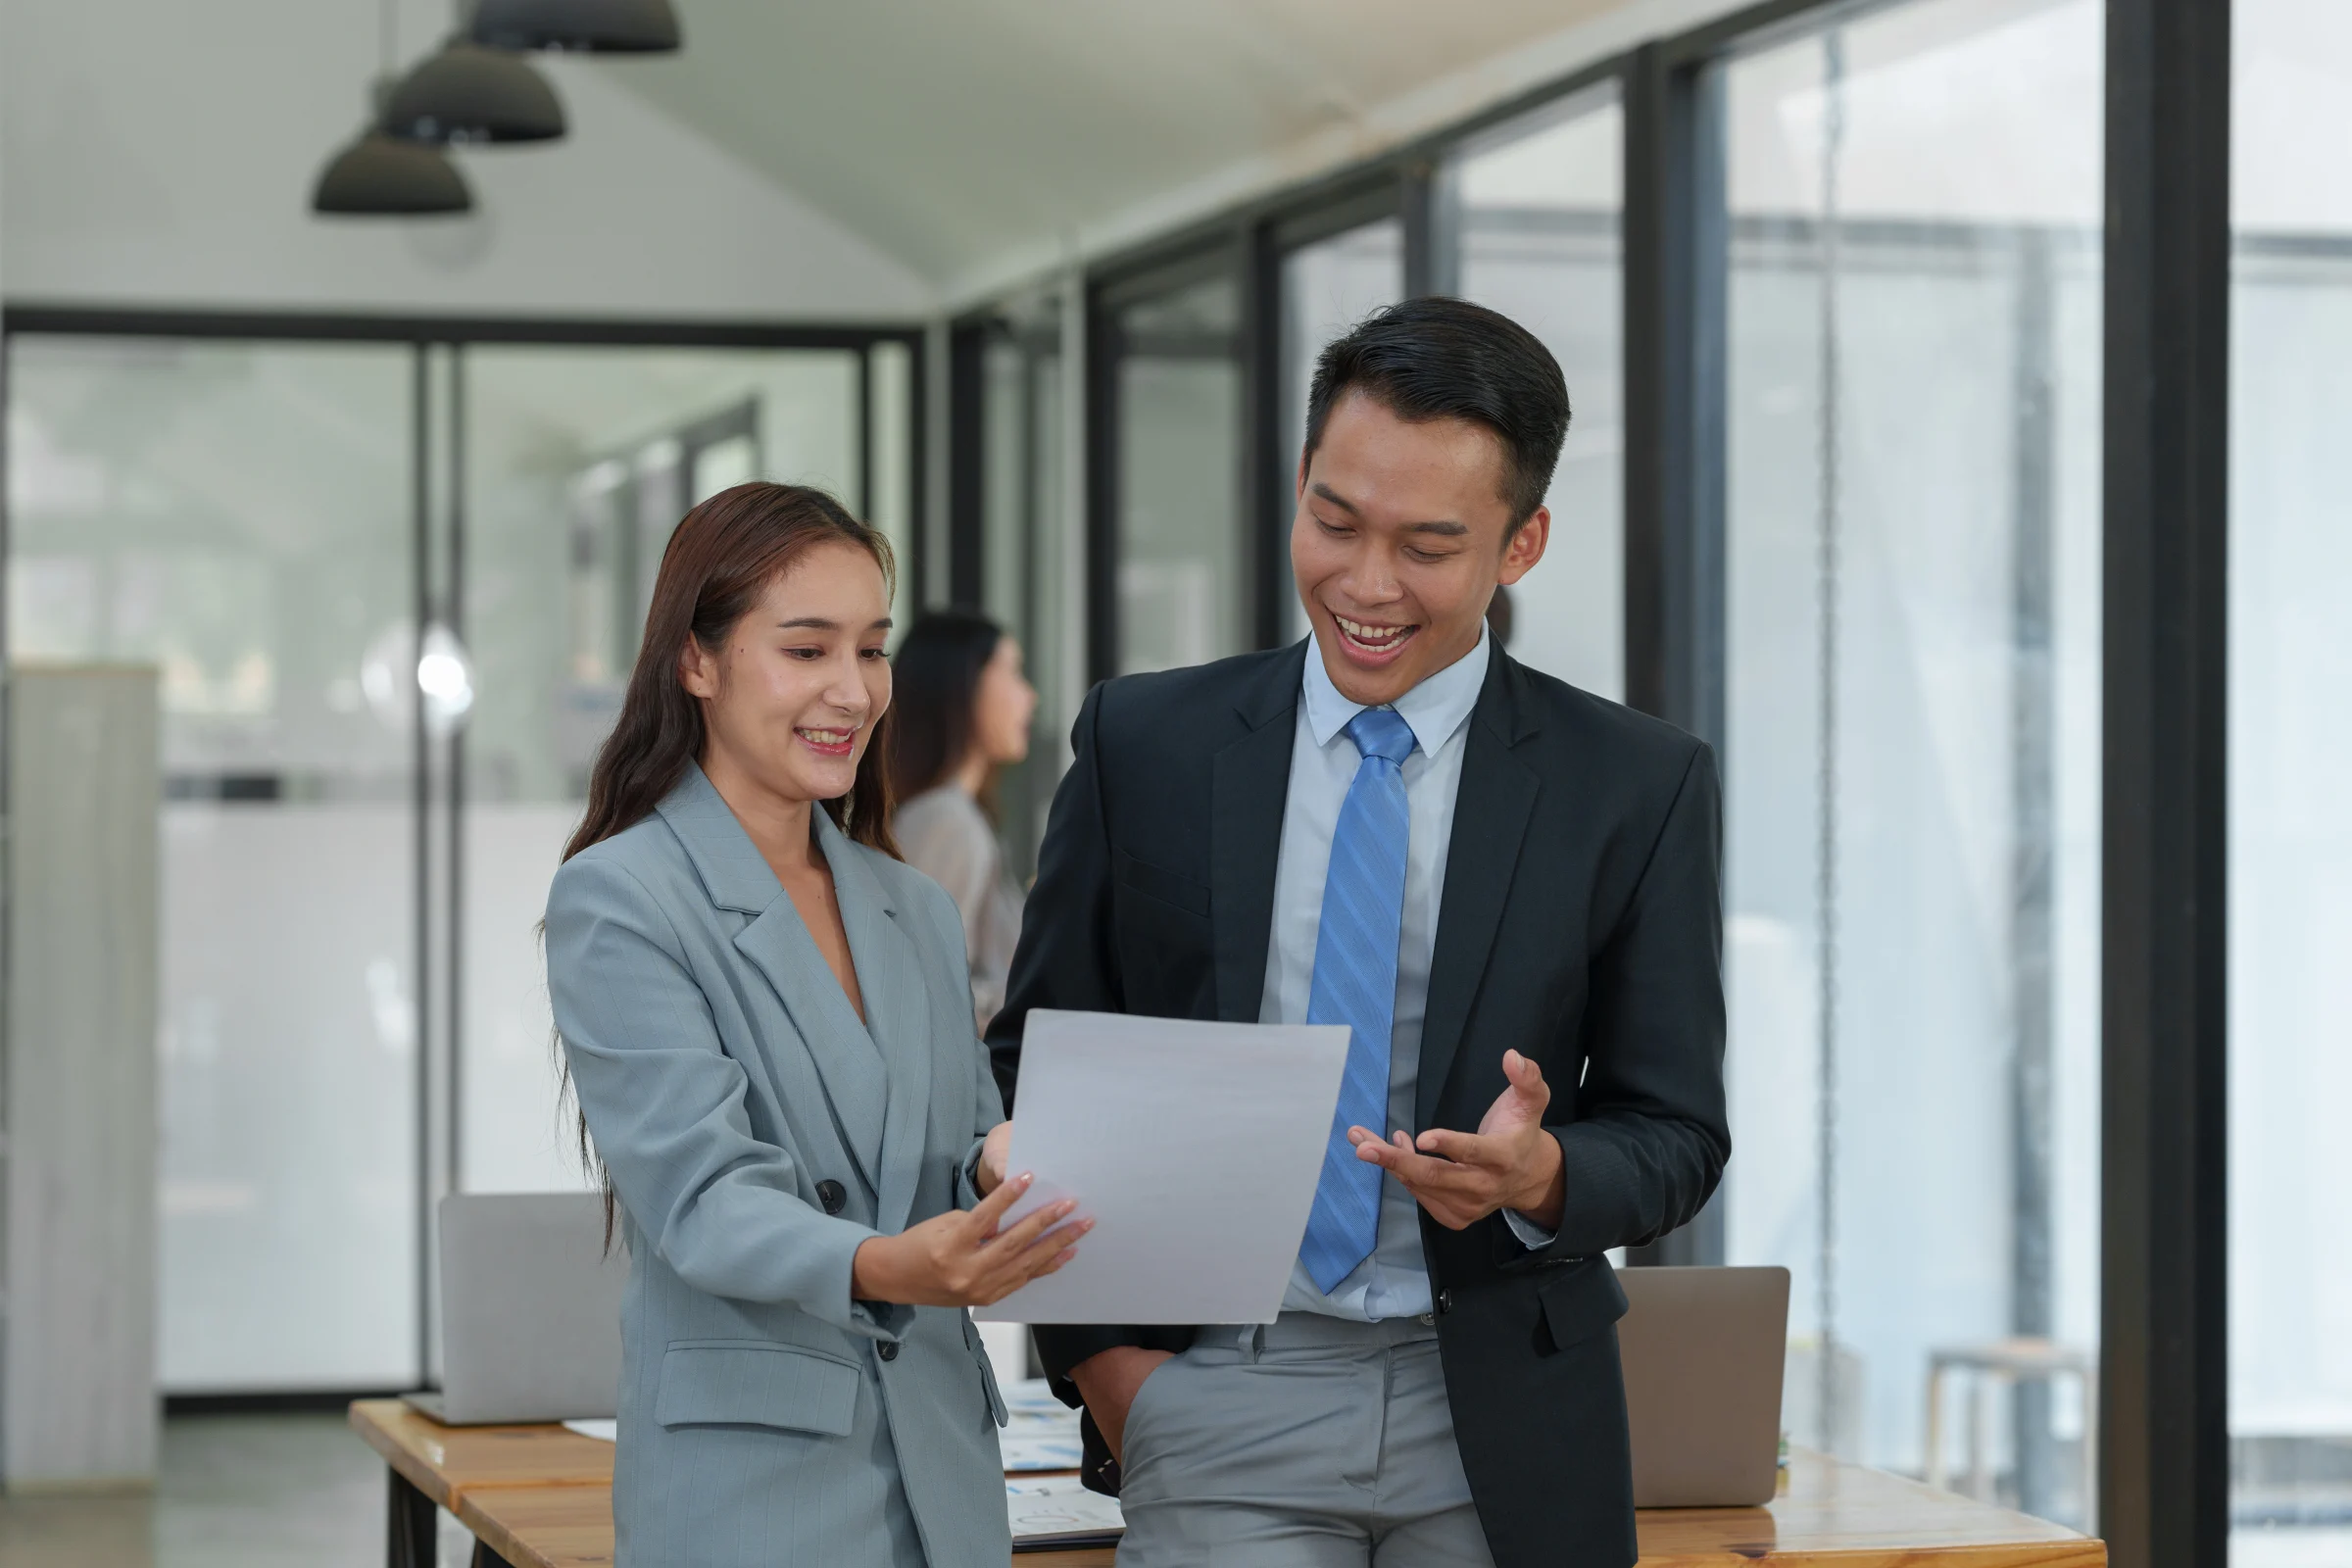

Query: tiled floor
left=0, top=1414, right=473, bottom=1568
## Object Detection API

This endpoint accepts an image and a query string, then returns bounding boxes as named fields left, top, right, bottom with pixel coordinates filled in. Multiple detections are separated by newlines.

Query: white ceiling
left=594, top=0, right=1681, bottom=302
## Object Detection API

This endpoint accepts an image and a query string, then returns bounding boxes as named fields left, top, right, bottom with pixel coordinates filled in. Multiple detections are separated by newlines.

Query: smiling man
left=986, top=298, right=1729, bottom=1568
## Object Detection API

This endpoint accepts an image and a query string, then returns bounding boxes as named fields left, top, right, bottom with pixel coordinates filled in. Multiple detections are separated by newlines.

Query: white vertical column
left=4, top=666, right=162, bottom=1488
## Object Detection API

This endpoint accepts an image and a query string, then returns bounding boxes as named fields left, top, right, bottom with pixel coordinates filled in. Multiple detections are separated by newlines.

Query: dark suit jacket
left=983, top=639, right=1729, bottom=1568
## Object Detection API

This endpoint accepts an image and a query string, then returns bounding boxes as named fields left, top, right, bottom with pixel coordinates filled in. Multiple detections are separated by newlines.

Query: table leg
left=387, top=1466, right=437, bottom=1568
left=470, top=1541, right=517, bottom=1568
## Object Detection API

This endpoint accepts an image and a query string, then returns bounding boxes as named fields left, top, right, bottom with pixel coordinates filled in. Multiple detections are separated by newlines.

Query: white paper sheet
left=563, top=1418, right=616, bottom=1442
left=1005, top=1475, right=1125, bottom=1546
left=974, top=1009, right=1349, bottom=1325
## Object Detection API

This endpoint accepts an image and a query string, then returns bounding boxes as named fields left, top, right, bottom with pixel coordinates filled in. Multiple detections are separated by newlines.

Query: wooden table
left=351, top=1399, right=2103, bottom=1567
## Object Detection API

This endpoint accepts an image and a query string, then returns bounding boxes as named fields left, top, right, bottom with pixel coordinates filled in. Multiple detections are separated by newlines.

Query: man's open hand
left=1348, top=1049, right=1565, bottom=1231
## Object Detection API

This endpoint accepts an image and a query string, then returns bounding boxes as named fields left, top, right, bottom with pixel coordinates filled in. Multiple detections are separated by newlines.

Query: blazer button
left=816, top=1180, right=847, bottom=1215
left=1437, top=1288, right=1454, bottom=1315
left=877, top=1341, right=899, bottom=1362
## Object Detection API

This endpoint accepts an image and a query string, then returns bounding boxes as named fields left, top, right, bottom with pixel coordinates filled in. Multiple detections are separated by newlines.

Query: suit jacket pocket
left=1111, top=848, right=1211, bottom=917
left=655, top=1340, right=860, bottom=1436
left=1535, top=1257, right=1631, bottom=1355
left=962, top=1315, right=1010, bottom=1427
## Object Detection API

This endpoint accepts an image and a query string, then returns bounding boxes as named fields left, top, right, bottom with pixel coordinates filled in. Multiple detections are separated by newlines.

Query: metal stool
left=1923, top=1338, right=2097, bottom=1530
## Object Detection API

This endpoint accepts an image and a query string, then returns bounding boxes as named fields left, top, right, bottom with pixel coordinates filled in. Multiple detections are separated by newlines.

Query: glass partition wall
left=7, top=337, right=421, bottom=1392
left=1097, top=255, right=1249, bottom=679
left=1277, top=212, right=1403, bottom=645
left=458, top=346, right=871, bottom=1196
left=1718, top=0, right=2103, bottom=1527
left=972, top=298, right=1071, bottom=877
left=2230, top=2, right=2352, bottom=1560
left=1448, top=89, right=1626, bottom=699
left=3, top=322, right=918, bottom=1393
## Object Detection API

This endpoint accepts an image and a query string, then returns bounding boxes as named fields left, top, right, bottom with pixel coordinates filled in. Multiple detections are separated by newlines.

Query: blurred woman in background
left=887, top=612, right=1037, bottom=1033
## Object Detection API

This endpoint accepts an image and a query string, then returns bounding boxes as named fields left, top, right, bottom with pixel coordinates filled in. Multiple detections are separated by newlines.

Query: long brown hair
left=564, top=480, right=900, bottom=864
left=558, top=480, right=900, bottom=1238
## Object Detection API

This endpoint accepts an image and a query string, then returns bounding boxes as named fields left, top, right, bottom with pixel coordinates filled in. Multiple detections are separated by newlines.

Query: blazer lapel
left=1417, top=654, right=1542, bottom=1130
left=1210, top=643, right=1306, bottom=1023
left=659, top=767, right=889, bottom=1197
left=815, top=810, right=933, bottom=1237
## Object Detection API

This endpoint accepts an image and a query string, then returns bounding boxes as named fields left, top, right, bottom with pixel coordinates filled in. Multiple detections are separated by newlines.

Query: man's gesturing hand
left=1348, top=1049, right=1566, bottom=1232
left=850, top=1171, right=1089, bottom=1308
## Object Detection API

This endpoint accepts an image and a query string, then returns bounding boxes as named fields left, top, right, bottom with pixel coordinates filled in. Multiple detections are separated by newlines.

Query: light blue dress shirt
left=1268, top=629, right=1552, bottom=1321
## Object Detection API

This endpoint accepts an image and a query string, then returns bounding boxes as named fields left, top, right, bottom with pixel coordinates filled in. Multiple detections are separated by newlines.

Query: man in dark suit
left=985, top=297, right=1727, bottom=1568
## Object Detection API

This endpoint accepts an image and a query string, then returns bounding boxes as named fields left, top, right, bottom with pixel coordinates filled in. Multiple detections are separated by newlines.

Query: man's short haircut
left=1302, top=296, right=1571, bottom=532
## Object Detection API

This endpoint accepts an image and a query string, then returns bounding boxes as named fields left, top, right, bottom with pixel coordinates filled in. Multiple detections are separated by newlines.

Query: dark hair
left=556, top=480, right=898, bottom=1244
left=885, top=610, right=1005, bottom=805
left=1301, top=296, right=1570, bottom=531
left=563, top=480, right=899, bottom=866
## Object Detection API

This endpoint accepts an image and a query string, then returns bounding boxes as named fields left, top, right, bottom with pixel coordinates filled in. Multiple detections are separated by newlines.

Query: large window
left=1449, top=88, right=1626, bottom=699
left=1102, top=257, right=1247, bottom=677
left=2230, top=3, right=2352, bottom=1560
left=1718, top=0, right=2103, bottom=1527
left=1278, top=213, right=1403, bottom=643
left=3, top=322, right=916, bottom=1392
left=975, top=298, right=1072, bottom=876
left=8, top=337, right=420, bottom=1390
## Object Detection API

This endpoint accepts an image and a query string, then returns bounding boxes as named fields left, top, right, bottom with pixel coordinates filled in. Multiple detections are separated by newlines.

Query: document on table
left=996, top=1378, right=1083, bottom=1472
left=973, top=1008, right=1350, bottom=1326
left=1006, top=1476, right=1124, bottom=1548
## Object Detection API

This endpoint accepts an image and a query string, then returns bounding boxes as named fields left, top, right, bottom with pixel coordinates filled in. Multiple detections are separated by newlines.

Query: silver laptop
left=1618, top=1264, right=1790, bottom=1507
left=404, top=1192, right=629, bottom=1426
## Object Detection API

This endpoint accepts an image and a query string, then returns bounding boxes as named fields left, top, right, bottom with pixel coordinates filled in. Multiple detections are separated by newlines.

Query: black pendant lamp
left=313, top=79, right=474, bottom=216
left=469, top=0, right=681, bottom=53
left=314, top=131, right=474, bottom=215
left=382, top=37, right=566, bottom=144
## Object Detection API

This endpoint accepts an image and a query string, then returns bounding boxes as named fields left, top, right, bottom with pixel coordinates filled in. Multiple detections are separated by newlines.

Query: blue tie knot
left=1345, top=707, right=1417, bottom=768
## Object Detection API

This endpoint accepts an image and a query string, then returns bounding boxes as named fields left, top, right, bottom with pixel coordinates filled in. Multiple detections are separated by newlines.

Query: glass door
left=8, top=336, right=422, bottom=1391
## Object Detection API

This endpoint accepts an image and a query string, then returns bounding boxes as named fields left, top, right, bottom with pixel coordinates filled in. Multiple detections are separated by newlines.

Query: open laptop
left=404, top=1192, right=629, bottom=1426
left=1618, top=1264, right=1790, bottom=1507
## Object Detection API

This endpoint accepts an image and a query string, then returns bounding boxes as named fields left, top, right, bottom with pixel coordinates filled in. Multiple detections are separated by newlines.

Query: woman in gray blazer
left=544, top=482, right=1085, bottom=1568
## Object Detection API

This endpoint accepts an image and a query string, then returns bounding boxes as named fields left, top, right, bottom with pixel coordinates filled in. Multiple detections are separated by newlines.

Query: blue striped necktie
left=1297, top=706, right=1418, bottom=1294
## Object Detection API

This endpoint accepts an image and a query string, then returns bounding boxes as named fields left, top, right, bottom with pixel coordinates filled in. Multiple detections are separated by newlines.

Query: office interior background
left=0, top=0, right=2340, bottom=1563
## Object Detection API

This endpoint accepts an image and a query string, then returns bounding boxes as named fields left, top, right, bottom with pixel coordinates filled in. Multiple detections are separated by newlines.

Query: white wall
left=0, top=0, right=931, bottom=320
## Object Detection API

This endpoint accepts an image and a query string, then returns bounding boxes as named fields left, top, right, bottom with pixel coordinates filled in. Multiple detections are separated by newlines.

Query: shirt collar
left=1301, top=626, right=1491, bottom=760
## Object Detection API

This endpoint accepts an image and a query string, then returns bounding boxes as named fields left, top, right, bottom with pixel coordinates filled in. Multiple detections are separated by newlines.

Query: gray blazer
left=545, top=765, right=1011, bottom=1568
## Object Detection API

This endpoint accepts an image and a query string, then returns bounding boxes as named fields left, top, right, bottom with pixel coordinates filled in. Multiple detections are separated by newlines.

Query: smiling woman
left=541, top=480, right=1086, bottom=1568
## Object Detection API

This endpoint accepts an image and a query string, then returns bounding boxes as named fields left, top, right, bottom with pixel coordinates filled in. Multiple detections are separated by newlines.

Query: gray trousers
left=1114, top=1313, right=1496, bottom=1567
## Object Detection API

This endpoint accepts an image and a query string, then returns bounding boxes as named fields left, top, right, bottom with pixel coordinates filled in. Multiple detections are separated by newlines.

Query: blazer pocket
left=655, top=1341, right=860, bottom=1436
left=1535, top=1257, right=1631, bottom=1355
left=962, top=1315, right=1010, bottom=1427
left=1111, top=848, right=1211, bottom=918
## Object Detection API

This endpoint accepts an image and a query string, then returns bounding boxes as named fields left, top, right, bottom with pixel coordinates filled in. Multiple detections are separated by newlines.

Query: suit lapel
left=1417, top=655, right=1541, bottom=1130
left=815, top=811, right=933, bottom=1236
left=659, top=767, right=889, bottom=1197
left=1210, top=644, right=1306, bottom=1024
